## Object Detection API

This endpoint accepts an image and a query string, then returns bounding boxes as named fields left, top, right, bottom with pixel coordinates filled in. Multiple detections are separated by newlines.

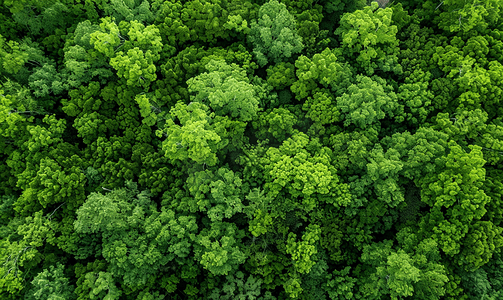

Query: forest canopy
left=1, top=0, right=503, bottom=299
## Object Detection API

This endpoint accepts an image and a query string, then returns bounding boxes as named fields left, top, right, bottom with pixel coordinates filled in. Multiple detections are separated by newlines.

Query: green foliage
left=110, top=47, right=157, bottom=88
left=336, top=75, right=401, bottom=128
left=398, top=69, right=435, bottom=125
left=0, top=232, right=43, bottom=298
left=365, top=144, right=404, bottom=208
left=209, top=271, right=275, bottom=300
left=359, top=234, right=449, bottom=300
left=248, top=0, right=304, bottom=67
left=180, top=0, right=229, bottom=43
left=194, top=221, right=247, bottom=276
left=302, top=90, right=340, bottom=125
left=266, top=62, right=296, bottom=90
left=262, top=131, right=351, bottom=211
left=320, top=0, right=366, bottom=16
left=291, top=48, right=352, bottom=100
left=110, top=21, right=162, bottom=88
left=28, top=64, right=67, bottom=97
left=324, top=266, right=357, bottom=300
left=285, top=224, right=320, bottom=274
left=10, top=2, right=71, bottom=36
left=2, top=1, right=503, bottom=299
left=252, top=107, right=297, bottom=141
left=186, top=167, right=245, bottom=221
left=335, top=2, right=402, bottom=75
left=75, top=181, right=198, bottom=287
left=25, top=263, right=75, bottom=300
left=419, top=141, right=489, bottom=223
left=187, top=60, right=260, bottom=121
left=90, top=17, right=122, bottom=58
left=457, top=221, right=503, bottom=272
left=84, top=272, right=122, bottom=300
left=0, top=34, right=29, bottom=75
left=155, top=101, right=222, bottom=166
left=435, top=0, right=502, bottom=33
left=104, top=0, right=154, bottom=24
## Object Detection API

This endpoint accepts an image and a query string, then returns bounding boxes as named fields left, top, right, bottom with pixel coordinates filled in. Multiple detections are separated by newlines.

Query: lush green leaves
left=187, top=60, right=260, bottom=121
left=2, top=1, right=503, bottom=299
left=25, top=264, right=75, bottom=300
left=336, top=75, right=401, bottom=128
left=248, top=0, right=304, bottom=67
left=335, top=2, right=402, bottom=75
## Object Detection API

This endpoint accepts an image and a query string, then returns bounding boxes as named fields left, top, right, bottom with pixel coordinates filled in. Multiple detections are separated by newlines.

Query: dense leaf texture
left=1, top=0, right=503, bottom=299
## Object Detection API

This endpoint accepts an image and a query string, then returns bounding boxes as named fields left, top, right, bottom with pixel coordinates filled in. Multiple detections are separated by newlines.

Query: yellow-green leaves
left=285, top=224, right=320, bottom=274
left=91, top=19, right=162, bottom=88
left=292, top=48, right=351, bottom=100
left=90, top=17, right=121, bottom=58
left=421, top=141, right=489, bottom=222
left=436, top=0, right=502, bottom=33
left=110, top=47, right=157, bottom=88
left=224, top=15, right=250, bottom=34
left=0, top=34, right=29, bottom=75
left=263, top=131, right=351, bottom=210
left=134, top=94, right=157, bottom=126
left=187, top=60, right=260, bottom=122
left=156, top=101, right=221, bottom=166
left=335, top=2, right=401, bottom=75
left=303, top=90, right=340, bottom=125
left=125, top=20, right=163, bottom=61
left=266, top=62, right=296, bottom=90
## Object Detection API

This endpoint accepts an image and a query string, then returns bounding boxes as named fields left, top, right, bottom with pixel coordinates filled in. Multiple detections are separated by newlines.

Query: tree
left=248, top=0, right=304, bottom=67
left=285, top=224, right=321, bottom=274
left=336, top=75, right=402, bottom=129
left=62, top=20, right=114, bottom=89
left=335, top=2, right=401, bottom=75
left=358, top=233, right=449, bottom=300
left=82, top=272, right=122, bottom=300
left=209, top=271, right=275, bottom=300
left=435, top=0, right=502, bottom=33
left=302, top=89, right=340, bottom=126
left=181, top=0, right=230, bottom=44
left=187, top=60, right=260, bottom=122
left=2, top=0, right=503, bottom=298
left=266, top=62, right=296, bottom=90
left=24, top=264, right=76, bottom=300
left=155, top=101, right=222, bottom=166
left=365, top=144, right=404, bottom=208
left=103, top=0, right=154, bottom=24
left=153, top=0, right=191, bottom=48
left=90, top=18, right=163, bottom=89
left=185, top=167, right=245, bottom=222
left=291, top=48, right=353, bottom=100
left=252, top=107, right=297, bottom=142
left=324, top=266, right=357, bottom=300
left=74, top=181, right=198, bottom=287
left=193, top=221, right=247, bottom=276
left=398, top=69, right=435, bottom=126
left=419, top=141, right=489, bottom=223
left=0, top=34, right=29, bottom=75
left=261, top=131, right=351, bottom=212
